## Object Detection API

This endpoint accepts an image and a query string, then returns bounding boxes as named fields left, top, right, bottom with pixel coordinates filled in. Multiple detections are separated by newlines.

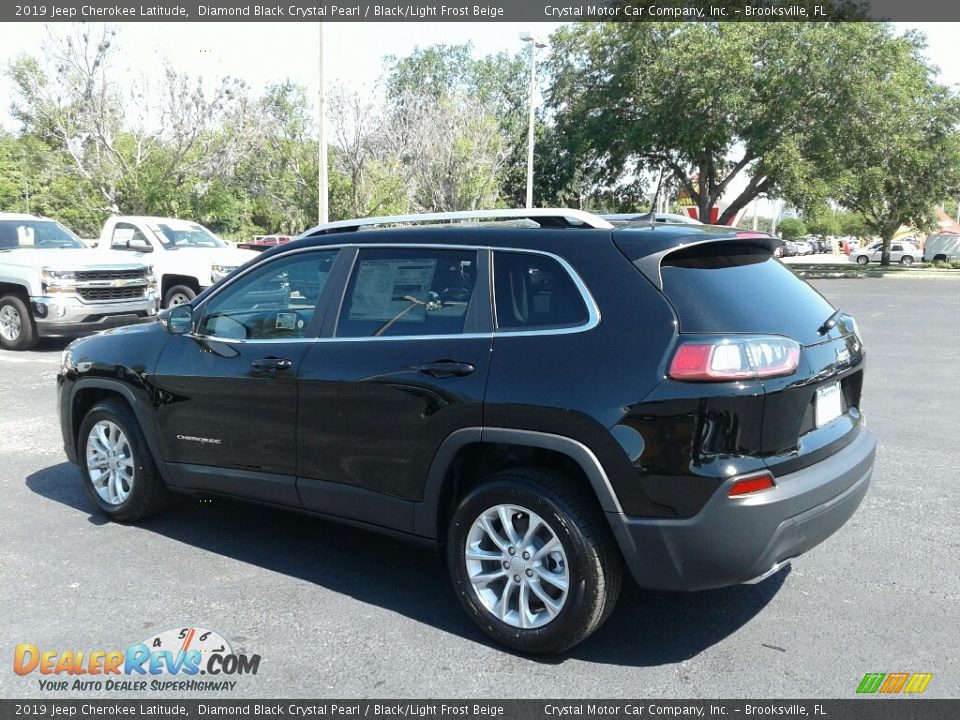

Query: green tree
left=828, top=29, right=960, bottom=264
left=544, top=22, right=952, bottom=224
left=836, top=211, right=869, bottom=239
left=777, top=217, right=807, bottom=239
left=383, top=43, right=529, bottom=206
left=805, top=213, right=841, bottom=238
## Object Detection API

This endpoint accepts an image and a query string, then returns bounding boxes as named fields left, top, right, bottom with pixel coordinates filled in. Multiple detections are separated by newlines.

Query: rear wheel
left=447, top=468, right=622, bottom=654
left=79, top=399, right=172, bottom=521
left=163, top=285, right=196, bottom=308
left=856, top=255, right=869, bottom=265
left=0, top=294, right=37, bottom=351
left=900, top=255, right=914, bottom=266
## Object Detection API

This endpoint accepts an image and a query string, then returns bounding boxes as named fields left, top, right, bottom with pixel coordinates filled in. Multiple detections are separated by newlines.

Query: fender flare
left=68, top=377, right=173, bottom=485
left=413, top=426, right=624, bottom=538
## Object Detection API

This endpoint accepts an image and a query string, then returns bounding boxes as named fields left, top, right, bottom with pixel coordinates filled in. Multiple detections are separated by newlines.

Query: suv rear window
left=493, top=251, right=589, bottom=332
left=658, top=243, right=835, bottom=346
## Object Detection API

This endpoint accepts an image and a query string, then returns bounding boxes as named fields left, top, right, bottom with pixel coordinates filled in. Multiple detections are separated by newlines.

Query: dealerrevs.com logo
left=14, top=626, right=260, bottom=692
left=856, top=673, right=933, bottom=695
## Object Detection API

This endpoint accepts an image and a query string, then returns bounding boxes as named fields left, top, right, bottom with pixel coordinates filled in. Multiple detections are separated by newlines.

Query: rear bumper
left=609, top=424, right=876, bottom=591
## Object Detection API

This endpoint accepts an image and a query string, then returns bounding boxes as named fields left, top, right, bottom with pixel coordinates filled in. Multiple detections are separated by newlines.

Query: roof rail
left=300, top=208, right=613, bottom=237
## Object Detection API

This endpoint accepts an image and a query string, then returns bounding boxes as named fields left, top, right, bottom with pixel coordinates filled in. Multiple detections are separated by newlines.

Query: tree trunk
left=880, top=236, right=892, bottom=266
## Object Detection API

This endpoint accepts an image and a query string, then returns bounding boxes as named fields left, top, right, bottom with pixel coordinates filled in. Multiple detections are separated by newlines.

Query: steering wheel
left=440, top=286, right=472, bottom=303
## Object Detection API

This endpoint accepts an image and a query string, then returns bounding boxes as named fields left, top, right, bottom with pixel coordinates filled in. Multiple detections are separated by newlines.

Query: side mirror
left=130, top=238, right=153, bottom=253
left=161, top=305, right=194, bottom=335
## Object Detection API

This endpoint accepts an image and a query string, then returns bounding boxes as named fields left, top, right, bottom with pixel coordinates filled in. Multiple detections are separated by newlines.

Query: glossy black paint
left=153, top=334, right=310, bottom=477
left=296, top=336, right=493, bottom=503
left=58, top=223, right=869, bottom=546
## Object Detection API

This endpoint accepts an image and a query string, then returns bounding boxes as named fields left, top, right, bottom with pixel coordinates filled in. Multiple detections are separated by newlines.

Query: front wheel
left=163, top=285, right=196, bottom=308
left=447, top=468, right=622, bottom=654
left=0, top=294, right=37, bottom=351
left=856, top=255, right=869, bottom=265
left=79, top=399, right=172, bottom=521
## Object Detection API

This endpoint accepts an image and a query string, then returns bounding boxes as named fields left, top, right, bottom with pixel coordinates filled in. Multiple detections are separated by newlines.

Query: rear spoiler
left=615, top=229, right=783, bottom=291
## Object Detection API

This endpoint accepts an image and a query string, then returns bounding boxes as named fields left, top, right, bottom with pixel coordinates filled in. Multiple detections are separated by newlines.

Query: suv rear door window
left=336, top=248, right=479, bottom=338
left=493, top=251, right=589, bottom=332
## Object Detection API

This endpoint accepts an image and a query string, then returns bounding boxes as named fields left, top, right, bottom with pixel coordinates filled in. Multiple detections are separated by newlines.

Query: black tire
left=856, top=255, right=869, bottom=265
left=447, top=468, right=622, bottom=654
left=78, top=399, right=173, bottom=522
left=0, top=294, right=37, bottom=351
left=900, top=255, right=914, bottom=266
left=163, top=284, right=196, bottom=308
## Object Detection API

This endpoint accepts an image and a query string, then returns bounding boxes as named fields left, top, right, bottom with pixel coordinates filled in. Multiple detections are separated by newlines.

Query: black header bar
left=5, top=0, right=960, bottom=22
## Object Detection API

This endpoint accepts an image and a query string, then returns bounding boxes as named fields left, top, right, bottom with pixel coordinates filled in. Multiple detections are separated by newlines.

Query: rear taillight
left=728, top=472, right=776, bottom=497
left=668, top=335, right=800, bottom=381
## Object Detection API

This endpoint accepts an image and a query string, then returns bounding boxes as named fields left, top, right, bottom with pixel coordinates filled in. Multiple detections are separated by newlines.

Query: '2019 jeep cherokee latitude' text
left=57, top=209, right=876, bottom=653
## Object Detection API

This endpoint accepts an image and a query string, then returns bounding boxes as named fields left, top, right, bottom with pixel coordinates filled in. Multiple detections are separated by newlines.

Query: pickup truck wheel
left=447, top=468, right=622, bottom=654
left=163, top=285, right=196, bottom=308
left=79, top=400, right=172, bottom=522
left=0, top=295, right=37, bottom=351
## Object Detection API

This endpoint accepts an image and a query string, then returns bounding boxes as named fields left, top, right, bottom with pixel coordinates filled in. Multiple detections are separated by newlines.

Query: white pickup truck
left=0, top=213, right=158, bottom=350
left=98, top=216, right=259, bottom=307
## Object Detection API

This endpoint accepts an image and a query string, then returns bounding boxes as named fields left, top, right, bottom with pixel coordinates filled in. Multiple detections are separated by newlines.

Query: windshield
left=0, top=220, right=86, bottom=250
left=151, top=222, right=226, bottom=249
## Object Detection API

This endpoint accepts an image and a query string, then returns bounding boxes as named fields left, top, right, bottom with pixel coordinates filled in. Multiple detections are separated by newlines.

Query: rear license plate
left=816, top=382, right=843, bottom=427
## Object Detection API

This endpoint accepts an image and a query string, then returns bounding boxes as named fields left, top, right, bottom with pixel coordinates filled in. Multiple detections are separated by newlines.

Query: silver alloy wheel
left=465, top=503, right=569, bottom=629
left=168, top=292, right=191, bottom=307
left=85, top=420, right=135, bottom=505
left=0, top=304, right=22, bottom=342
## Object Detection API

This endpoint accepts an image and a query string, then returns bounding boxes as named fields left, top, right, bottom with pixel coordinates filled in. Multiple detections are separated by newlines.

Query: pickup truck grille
left=78, top=287, right=146, bottom=302
left=75, top=269, right=147, bottom=281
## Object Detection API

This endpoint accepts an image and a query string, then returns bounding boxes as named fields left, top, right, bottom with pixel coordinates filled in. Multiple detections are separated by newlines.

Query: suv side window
left=493, top=251, right=589, bottom=331
left=336, top=247, right=478, bottom=338
left=198, top=250, right=337, bottom=340
left=111, top=222, right=151, bottom=251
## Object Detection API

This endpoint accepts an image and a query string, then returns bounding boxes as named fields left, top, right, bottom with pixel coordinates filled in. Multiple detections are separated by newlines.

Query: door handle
left=252, top=357, right=293, bottom=371
left=419, top=361, right=476, bottom=378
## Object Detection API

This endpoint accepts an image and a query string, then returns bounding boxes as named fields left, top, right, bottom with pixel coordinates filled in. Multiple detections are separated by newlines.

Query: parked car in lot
left=238, top=234, right=294, bottom=252
left=59, top=208, right=875, bottom=653
left=0, top=213, right=157, bottom=350
left=792, top=240, right=814, bottom=255
left=98, top=216, right=258, bottom=307
left=779, top=240, right=799, bottom=257
left=922, top=233, right=960, bottom=263
left=851, top=241, right=920, bottom=265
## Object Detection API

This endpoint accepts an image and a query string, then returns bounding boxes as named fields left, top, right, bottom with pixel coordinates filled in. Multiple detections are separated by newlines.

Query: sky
left=0, top=21, right=563, bottom=131
left=0, top=21, right=953, bottom=130
left=0, top=20, right=957, bottom=215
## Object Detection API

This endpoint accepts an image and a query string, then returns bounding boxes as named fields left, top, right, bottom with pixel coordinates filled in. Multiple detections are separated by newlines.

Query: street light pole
left=520, top=32, right=546, bottom=210
left=317, top=22, right=329, bottom=226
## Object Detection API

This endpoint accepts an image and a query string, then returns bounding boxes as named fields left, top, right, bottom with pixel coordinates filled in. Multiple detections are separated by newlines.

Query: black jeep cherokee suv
left=58, top=211, right=876, bottom=653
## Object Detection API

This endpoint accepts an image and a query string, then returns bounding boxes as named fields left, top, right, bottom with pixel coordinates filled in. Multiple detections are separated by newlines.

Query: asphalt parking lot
left=1, top=277, right=958, bottom=699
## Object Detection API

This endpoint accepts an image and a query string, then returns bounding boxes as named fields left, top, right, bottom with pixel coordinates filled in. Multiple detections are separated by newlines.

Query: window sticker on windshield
left=275, top=312, right=297, bottom=330
left=349, top=259, right=437, bottom=323
left=17, top=227, right=35, bottom=247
